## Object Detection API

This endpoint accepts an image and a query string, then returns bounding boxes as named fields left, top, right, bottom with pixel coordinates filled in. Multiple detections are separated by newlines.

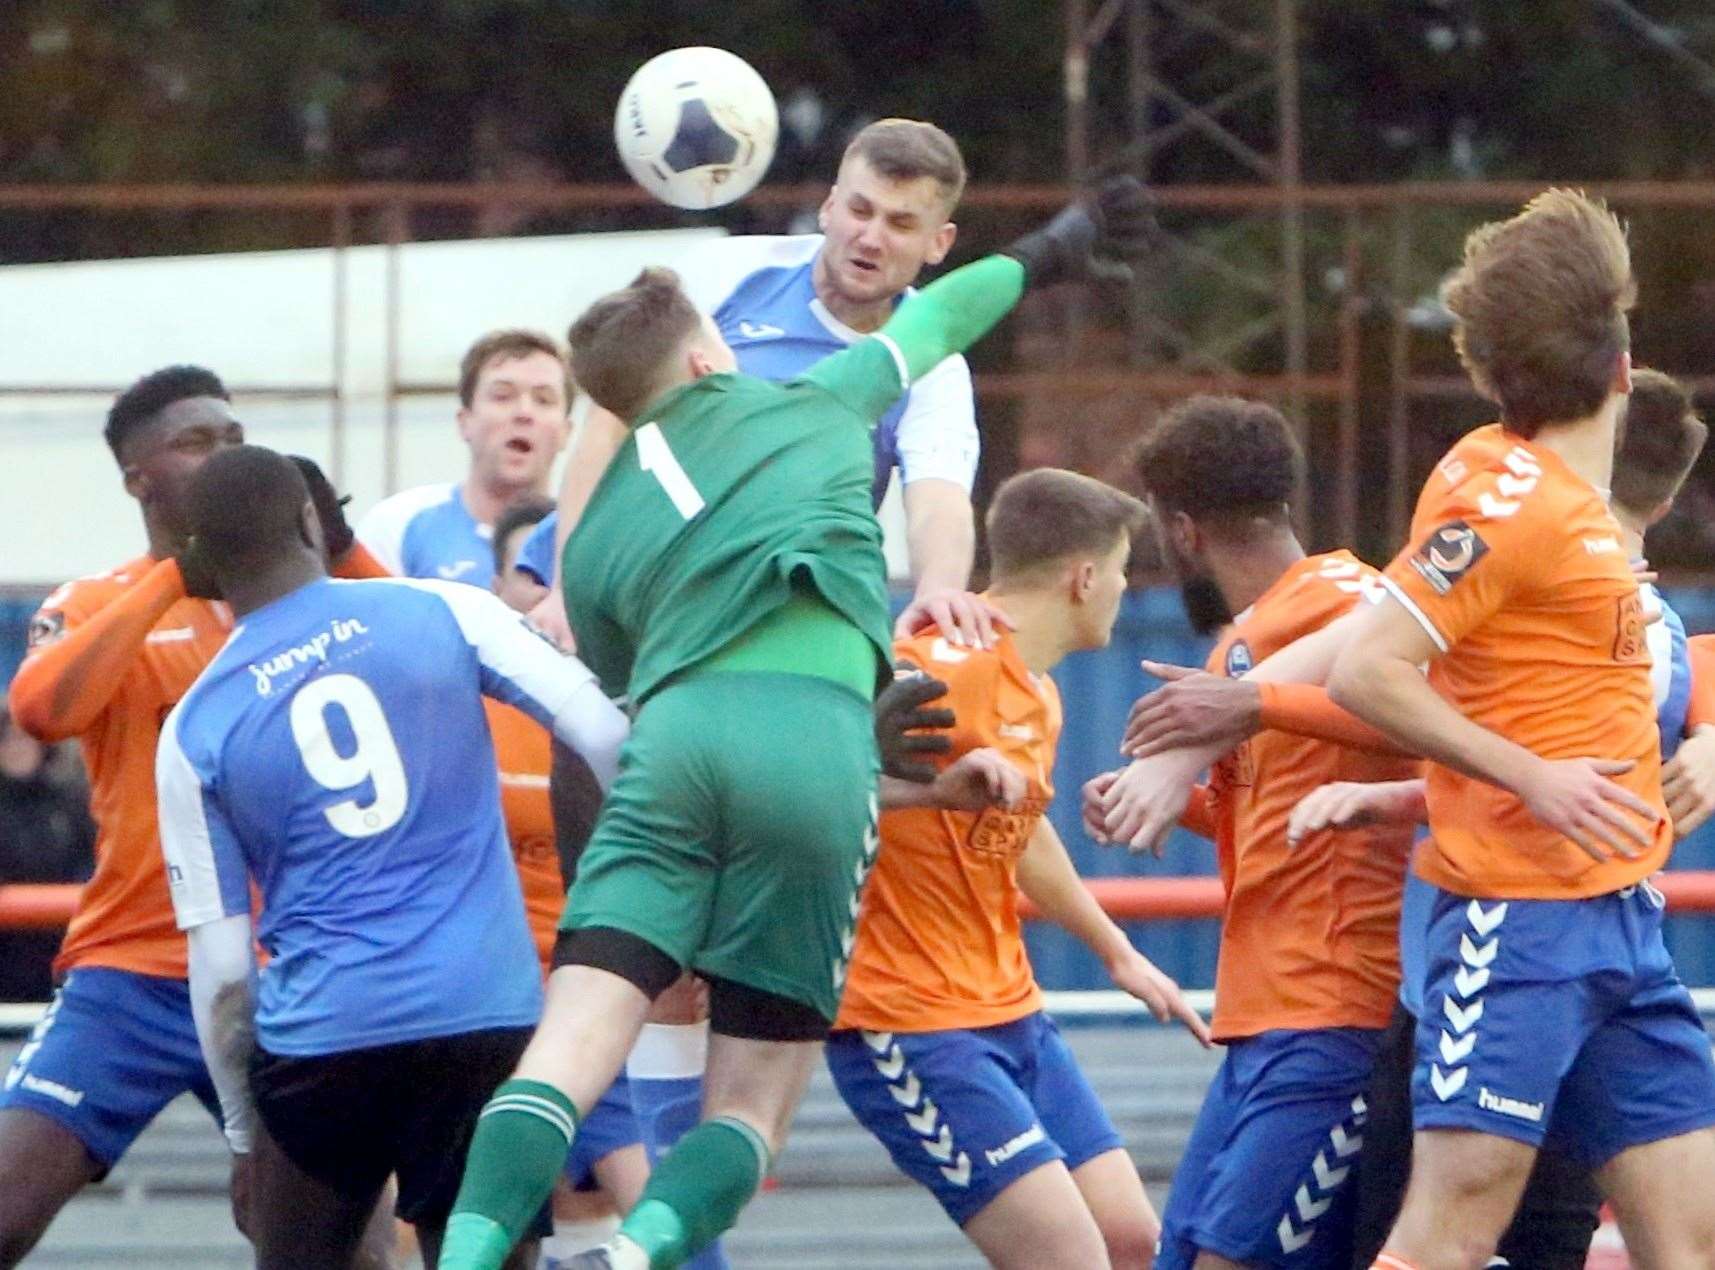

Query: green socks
left=617, top=1116, right=771, bottom=1268
left=439, top=1079, right=580, bottom=1269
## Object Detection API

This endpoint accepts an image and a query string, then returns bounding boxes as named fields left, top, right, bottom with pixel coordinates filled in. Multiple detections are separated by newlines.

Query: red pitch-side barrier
left=5, top=874, right=1715, bottom=930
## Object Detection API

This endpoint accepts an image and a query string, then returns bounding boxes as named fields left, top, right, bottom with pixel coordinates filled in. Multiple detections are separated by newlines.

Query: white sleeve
left=399, top=579, right=630, bottom=789
left=156, top=708, right=251, bottom=930
left=894, top=354, right=979, bottom=491
left=353, top=484, right=452, bottom=577
left=187, top=914, right=259, bottom=1154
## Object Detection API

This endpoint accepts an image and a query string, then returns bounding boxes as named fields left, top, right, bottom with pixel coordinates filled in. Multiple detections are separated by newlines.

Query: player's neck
left=1207, top=529, right=1305, bottom=618
left=1615, top=518, right=1647, bottom=560
left=1519, top=399, right=1621, bottom=495
left=462, top=475, right=541, bottom=529
left=984, top=588, right=1073, bottom=674
left=812, top=253, right=893, bottom=334
left=225, top=556, right=326, bottom=618
left=143, top=516, right=185, bottom=562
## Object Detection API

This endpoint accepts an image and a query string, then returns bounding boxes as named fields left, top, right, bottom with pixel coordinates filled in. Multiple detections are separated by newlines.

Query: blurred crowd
left=0, top=712, right=93, bottom=1001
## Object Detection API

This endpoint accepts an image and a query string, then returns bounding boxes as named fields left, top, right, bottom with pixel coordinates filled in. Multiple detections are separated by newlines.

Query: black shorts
left=250, top=1026, right=539, bottom=1229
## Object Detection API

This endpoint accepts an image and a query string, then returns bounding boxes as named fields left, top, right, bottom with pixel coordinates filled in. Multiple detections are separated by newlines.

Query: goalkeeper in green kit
left=440, top=178, right=1154, bottom=1270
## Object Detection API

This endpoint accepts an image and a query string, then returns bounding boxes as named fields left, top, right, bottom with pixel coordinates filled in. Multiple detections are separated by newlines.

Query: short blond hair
left=842, top=119, right=966, bottom=211
left=1442, top=189, right=1635, bottom=435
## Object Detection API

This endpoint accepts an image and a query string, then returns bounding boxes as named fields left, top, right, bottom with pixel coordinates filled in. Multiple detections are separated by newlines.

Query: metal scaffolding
left=1062, top=0, right=1321, bottom=514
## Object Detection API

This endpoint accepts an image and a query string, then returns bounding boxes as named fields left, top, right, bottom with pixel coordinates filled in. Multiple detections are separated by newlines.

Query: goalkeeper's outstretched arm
left=805, top=177, right=1154, bottom=420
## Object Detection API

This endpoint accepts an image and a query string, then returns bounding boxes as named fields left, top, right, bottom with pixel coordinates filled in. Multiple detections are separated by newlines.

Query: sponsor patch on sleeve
left=26, top=610, right=66, bottom=649
left=1408, top=520, right=1489, bottom=596
left=1223, top=640, right=1253, bottom=677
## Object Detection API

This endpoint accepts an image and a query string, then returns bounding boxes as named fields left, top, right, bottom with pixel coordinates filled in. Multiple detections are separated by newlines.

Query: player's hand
left=1082, top=770, right=1120, bottom=843
left=174, top=538, right=224, bottom=600
left=228, top=1150, right=256, bottom=1242
left=1003, top=175, right=1157, bottom=288
left=1287, top=779, right=1426, bottom=848
left=1122, top=661, right=1260, bottom=758
left=1089, top=174, right=1158, bottom=271
left=1663, top=726, right=1715, bottom=839
left=1104, top=948, right=1213, bottom=1048
left=894, top=589, right=1013, bottom=650
left=1515, top=756, right=1660, bottom=862
left=1098, top=752, right=1201, bottom=857
left=525, top=589, right=577, bottom=654
left=874, top=665, right=955, bottom=784
left=932, top=747, right=1025, bottom=812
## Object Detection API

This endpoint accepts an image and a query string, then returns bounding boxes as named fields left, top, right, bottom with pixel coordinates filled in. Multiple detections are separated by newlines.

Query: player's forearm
left=1686, top=637, right=1715, bottom=731
left=555, top=405, right=630, bottom=554
left=187, top=915, right=259, bottom=1154
left=1241, top=608, right=1367, bottom=689
left=880, top=255, right=1027, bottom=382
left=878, top=775, right=941, bottom=810
left=548, top=679, right=629, bottom=792
left=1255, top=682, right=1416, bottom=759
left=903, top=484, right=975, bottom=595
left=1179, top=783, right=1216, bottom=841
left=1017, top=821, right=1131, bottom=966
left=8, top=559, right=185, bottom=741
left=1328, top=650, right=1536, bottom=792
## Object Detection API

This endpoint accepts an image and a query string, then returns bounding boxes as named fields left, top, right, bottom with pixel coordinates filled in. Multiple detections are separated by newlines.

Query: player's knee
left=1096, top=1210, right=1157, bottom=1270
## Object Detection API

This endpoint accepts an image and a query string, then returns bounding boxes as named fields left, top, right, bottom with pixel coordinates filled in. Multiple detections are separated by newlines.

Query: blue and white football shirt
left=356, top=482, right=493, bottom=585
left=157, top=576, right=614, bottom=1056
left=512, top=234, right=980, bottom=587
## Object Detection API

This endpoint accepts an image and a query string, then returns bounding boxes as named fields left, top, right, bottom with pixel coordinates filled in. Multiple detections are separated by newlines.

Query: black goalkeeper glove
left=875, top=662, right=956, bottom=784
left=288, top=455, right=357, bottom=565
left=1002, top=175, right=1157, bottom=289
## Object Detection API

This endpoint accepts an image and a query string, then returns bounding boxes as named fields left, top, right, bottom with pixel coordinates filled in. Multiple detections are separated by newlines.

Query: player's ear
left=1614, top=350, right=1633, bottom=396
left=924, top=220, right=957, bottom=267
left=817, top=185, right=837, bottom=234
left=1169, top=509, right=1200, bottom=557
left=1647, top=497, right=1674, bottom=529
left=455, top=404, right=475, bottom=445
left=1070, top=559, right=1096, bottom=603
left=299, top=498, right=324, bottom=558
left=122, top=466, right=149, bottom=502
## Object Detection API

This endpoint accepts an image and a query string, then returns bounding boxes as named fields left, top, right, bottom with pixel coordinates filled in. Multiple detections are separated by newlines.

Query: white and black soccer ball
left=614, top=47, right=779, bottom=211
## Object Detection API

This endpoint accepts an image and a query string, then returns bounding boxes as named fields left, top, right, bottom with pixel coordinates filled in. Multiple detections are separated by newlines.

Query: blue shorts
left=0, top=967, right=220, bottom=1171
left=1157, top=1028, right=1381, bottom=1269
left=1413, top=882, right=1715, bottom=1168
left=825, top=1012, right=1122, bottom=1226
left=565, top=1071, right=643, bottom=1189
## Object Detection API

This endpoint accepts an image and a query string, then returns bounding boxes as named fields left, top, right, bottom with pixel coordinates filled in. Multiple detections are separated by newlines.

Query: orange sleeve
left=1180, top=783, right=1216, bottom=840
left=1686, top=635, right=1715, bottom=731
left=1256, top=681, right=1415, bottom=759
left=7, top=560, right=185, bottom=742
left=1380, top=470, right=1547, bottom=654
left=333, top=542, right=391, bottom=579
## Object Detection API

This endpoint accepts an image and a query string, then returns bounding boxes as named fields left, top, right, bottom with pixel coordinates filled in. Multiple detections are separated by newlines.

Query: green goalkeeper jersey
left=563, top=338, right=908, bottom=707
left=561, top=253, right=1027, bottom=710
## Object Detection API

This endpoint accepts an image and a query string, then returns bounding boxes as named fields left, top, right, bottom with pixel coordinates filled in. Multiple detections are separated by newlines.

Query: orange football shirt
left=1382, top=424, right=1670, bottom=898
left=485, top=699, right=563, bottom=976
left=9, top=557, right=233, bottom=979
left=1204, top=552, right=1420, bottom=1041
left=835, top=628, right=1059, bottom=1033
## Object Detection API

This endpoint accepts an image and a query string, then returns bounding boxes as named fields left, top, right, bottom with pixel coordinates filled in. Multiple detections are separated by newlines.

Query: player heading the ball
left=438, top=177, right=1157, bottom=1270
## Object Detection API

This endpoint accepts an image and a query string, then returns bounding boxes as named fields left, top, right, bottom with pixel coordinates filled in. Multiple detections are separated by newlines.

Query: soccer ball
left=614, top=47, right=779, bottom=211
